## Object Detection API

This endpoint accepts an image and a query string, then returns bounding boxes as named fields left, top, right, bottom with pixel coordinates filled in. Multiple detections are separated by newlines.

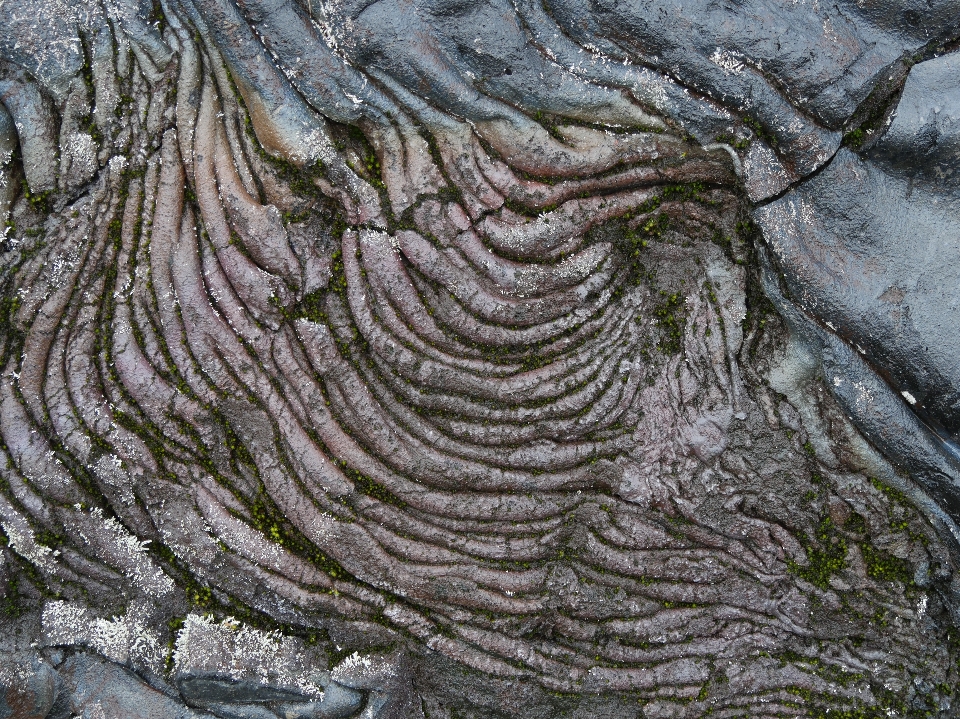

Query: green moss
left=1, top=575, right=24, bottom=617
left=290, top=289, right=327, bottom=325
left=859, top=543, right=911, bottom=584
left=653, top=290, right=686, bottom=355
left=789, top=516, right=847, bottom=590
left=21, top=179, right=52, bottom=215
left=869, top=477, right=908, bottom=505
left=150, top=0, right=166, bottom=34
left=77, top=36, right=104, bottom=147
left=437, top=185, right=464, bottom=206
left=328, top=247, right=347, bottom=299
left=115, top=94, right=133, bottom=119
left=531, top=109, right=566, bottom=143
left=149, top=542, right=217, bottom=609
left=239, top=99, right=330, bottom=208
left=349, top=125, right=384, bottom=189
left=714, top=132, right=751, bottom=151
left=741, top=116, right=777, bottom=147
left=187, top=584, right=213, bottom=607
left=341, top=464, right=407, bottom=509
left=844, top=127, right=866, bottom=149
left=35, top=529, right=64, bottom=549
left=245, top=494, right=352, bottom=580
left=844, top=512, right=867, bottom=535
left=868, top=477, right=927, bottom=540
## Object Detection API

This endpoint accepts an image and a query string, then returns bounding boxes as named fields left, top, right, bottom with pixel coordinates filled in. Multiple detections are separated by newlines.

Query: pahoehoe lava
left=0, top=0, right=959, bottom=717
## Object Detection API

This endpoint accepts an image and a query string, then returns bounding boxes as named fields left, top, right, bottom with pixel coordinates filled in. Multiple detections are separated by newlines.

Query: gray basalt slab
left=754, top=52, right=960, bottom=464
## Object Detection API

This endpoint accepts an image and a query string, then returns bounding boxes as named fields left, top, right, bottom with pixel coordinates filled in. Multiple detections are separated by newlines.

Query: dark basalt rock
left=754, top=50, right=960, bottom=500
left=870, top=51, right=960, bottom=189
left=0, top=0, right=959, bottom=717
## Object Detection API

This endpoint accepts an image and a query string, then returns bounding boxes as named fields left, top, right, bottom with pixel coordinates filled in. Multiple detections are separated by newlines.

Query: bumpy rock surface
left=0, top=1, right=959, bottom=717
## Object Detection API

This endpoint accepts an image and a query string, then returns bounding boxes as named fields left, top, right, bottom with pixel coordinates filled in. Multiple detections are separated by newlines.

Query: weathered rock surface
left=0, top=0, right=958, bottom=717
left=754, top=49, right=960, bottom=516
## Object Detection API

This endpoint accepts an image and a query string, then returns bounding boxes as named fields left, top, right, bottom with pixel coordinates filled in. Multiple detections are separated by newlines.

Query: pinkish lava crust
left=0, top=0, right=959, bottom=717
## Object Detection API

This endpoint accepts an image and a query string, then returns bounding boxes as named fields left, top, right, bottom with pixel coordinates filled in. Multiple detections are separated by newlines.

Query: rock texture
left=0, top=1, right=959, bottom=717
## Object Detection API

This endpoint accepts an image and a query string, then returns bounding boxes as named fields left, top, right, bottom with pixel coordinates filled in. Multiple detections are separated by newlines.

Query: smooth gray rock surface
left=870, top=52, right=960, bottom=190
